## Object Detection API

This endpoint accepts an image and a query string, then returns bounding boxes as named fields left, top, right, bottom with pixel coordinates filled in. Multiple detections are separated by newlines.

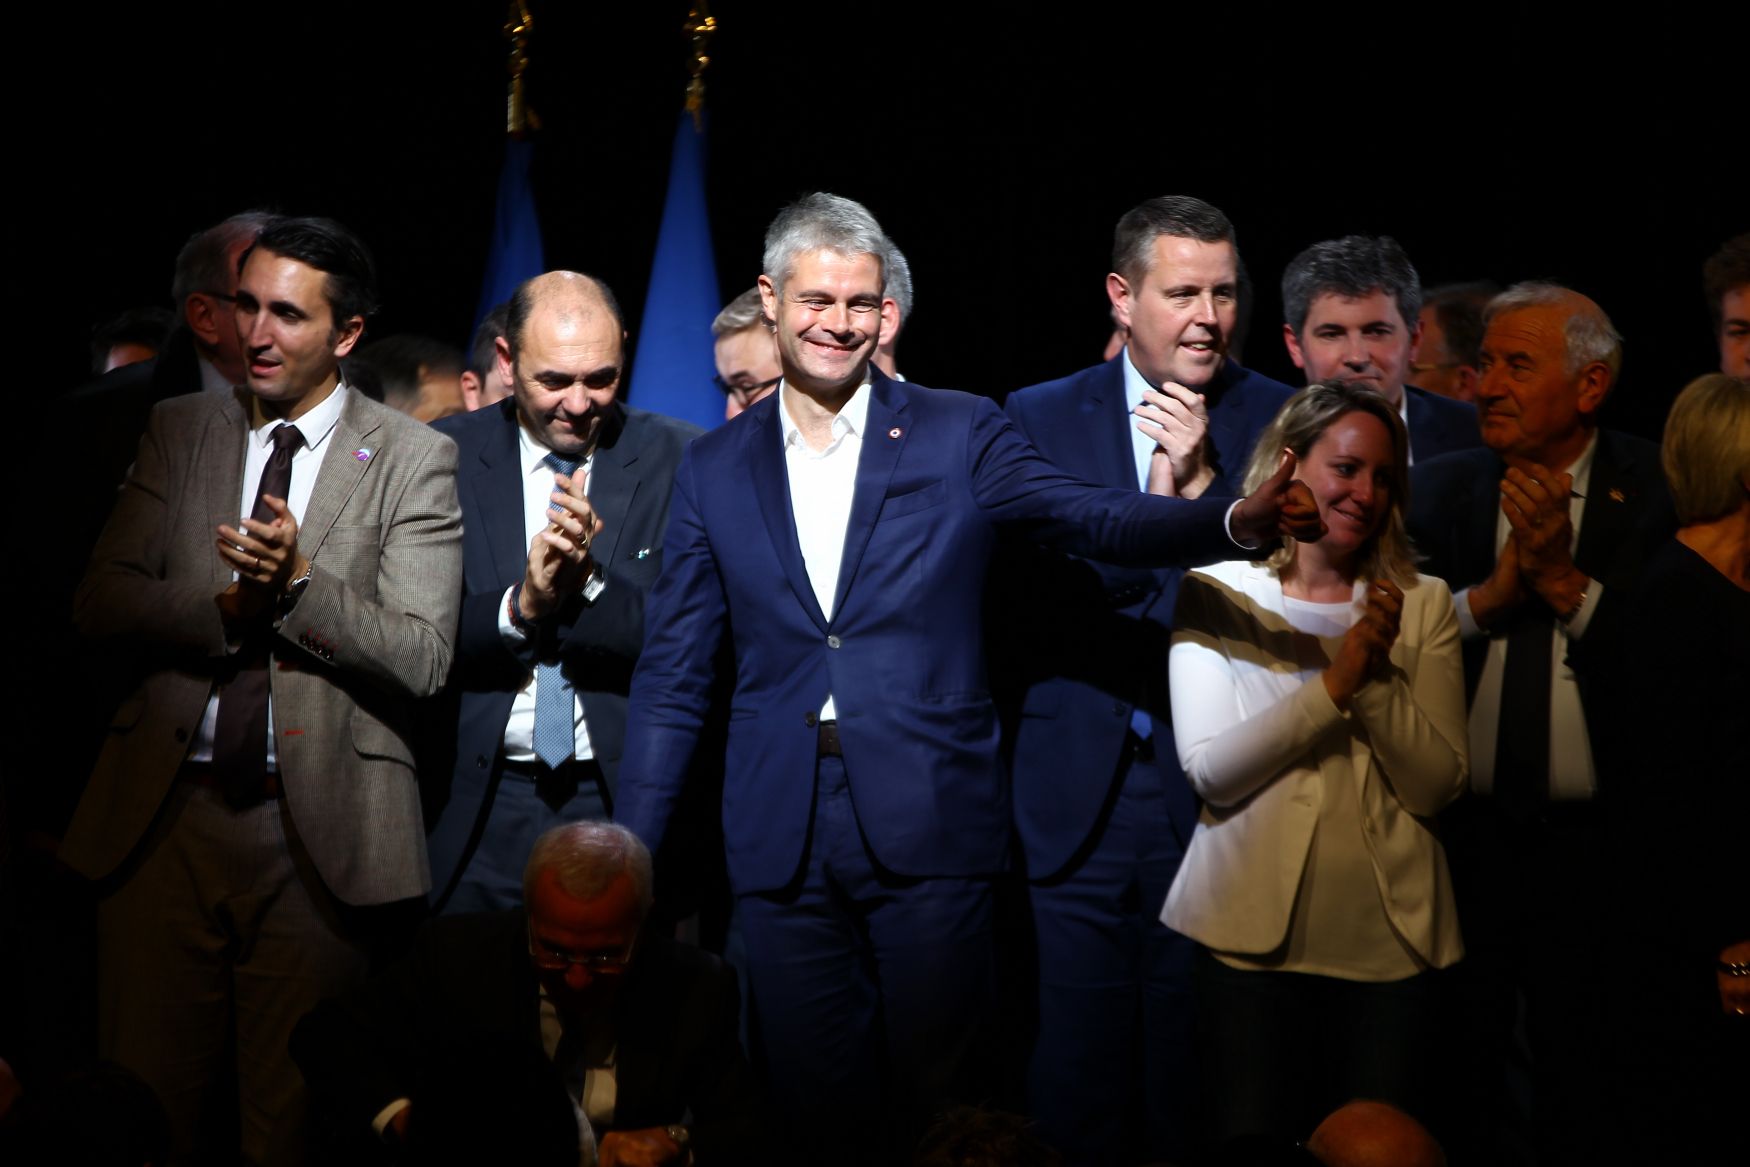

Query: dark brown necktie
left=212, top=424, right=304, bottom=806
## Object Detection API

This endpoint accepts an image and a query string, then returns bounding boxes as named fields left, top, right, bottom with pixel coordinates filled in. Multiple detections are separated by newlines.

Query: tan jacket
left=62, top=387, right=462, bottom=905
left=1161, top=561, right=1467, bottom=968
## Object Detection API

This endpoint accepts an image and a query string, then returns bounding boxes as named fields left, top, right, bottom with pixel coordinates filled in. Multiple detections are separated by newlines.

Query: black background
left=40, top=3, right=1745, bottom=441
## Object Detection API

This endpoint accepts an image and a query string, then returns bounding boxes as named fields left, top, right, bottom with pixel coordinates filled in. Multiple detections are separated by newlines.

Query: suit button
left=476, top=755, right=489, bottom=769
left=826, top=635, right=841, bottom=649
left=1112, top=702, right=1126, bottom=717
left=804, top=711, right=818, bottom=727
left=174, top=728, right=188, bottom=743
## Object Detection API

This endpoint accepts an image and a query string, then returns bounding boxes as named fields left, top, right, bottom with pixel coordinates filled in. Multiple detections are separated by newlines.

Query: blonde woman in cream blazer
left=1160, top=383, right=1468, bottom=1147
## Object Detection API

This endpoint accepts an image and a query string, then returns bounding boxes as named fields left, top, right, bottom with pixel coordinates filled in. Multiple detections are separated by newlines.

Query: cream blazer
left=1160, top=560, right=1468, bottom=968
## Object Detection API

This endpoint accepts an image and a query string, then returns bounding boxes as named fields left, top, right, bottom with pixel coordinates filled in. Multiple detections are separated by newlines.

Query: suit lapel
left=1574, top=431, right=1634, bottom=578
left=477, top=401, right=531, bottom=589
left=587, top=406, right=639, bottom=572
left=1092, top=358, right=1136, bottom=489
left=830, top=375, right=909, bottom=621
left=1465, top=452, right=1505, bottom=583
left=203, top=392, right=252, bottom=593
left=301, top=391, right=382, bottom=555
left=748, top=400, right=828, bottom=632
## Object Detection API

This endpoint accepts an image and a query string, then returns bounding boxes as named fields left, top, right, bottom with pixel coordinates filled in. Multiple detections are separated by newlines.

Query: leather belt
left=817, top=720, right=843, bottom=758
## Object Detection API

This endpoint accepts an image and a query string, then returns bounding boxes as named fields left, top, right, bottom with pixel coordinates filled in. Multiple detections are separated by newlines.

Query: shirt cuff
left=1223, top=499, right=1261, bottom=550
left=1558, top=579, right=1601, bottom=640
left=498, top=584, right=531, bottom=649
left=1454, top=587, right=1485, bottom=638
left=372, top=1098, right=411, bottom=1141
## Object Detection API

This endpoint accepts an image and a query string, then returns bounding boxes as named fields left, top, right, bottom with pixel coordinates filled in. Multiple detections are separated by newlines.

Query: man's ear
left=1575, top=362, right=1612, bottom=417
left=757, top=274, right=778, bottom=327
left=1455, top=365, right=1480, bottom=402
left=331, top=316, right=366, bottom=360
left=1405, top=318, right=1424, bottom=368
left=459, top=370, right=483, bottom=412
left=1106, top=272, right=1134, bottom=331
left=1282, top=322, right=1308, bottom=372
left=495, top=335, right=516, bottom=392
left=879, top=297, right=901, bottom=346
left=185, top=293, right=222, bottom=347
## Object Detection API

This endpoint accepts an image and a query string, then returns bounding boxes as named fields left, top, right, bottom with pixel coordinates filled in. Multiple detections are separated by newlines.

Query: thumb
left=1261, top=448, right=1297, bottom=495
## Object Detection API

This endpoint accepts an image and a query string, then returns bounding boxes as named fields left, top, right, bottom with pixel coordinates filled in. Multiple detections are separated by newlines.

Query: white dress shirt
left=779, top=379, right=872, bottom=723
left=190, top=383, right=348, bottom=769
left=1459, top=433, right=1603, bottom=800
left=495, top=423, right=607, bottom=763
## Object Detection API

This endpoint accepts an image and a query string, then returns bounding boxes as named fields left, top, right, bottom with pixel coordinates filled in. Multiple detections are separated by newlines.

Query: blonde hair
left=1241, top=383, right=1418, bottom=587
left=1661, top=374, right=1750, bottom=525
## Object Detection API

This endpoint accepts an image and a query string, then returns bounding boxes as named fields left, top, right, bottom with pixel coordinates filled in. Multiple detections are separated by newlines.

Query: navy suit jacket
left=1406, top=429, right=1675, bottom=712
left=616, top=371, right=1247, bottom=894
left=998, top=356, right=1294, bottom=877
left=426, top=400, right=700, bottom=895
left=1404, top=384, right=1482, bottom=464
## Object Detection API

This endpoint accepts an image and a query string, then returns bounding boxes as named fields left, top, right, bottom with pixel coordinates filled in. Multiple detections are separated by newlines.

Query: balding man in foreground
left=1306, top=1100, right=1446, bottom=1167
left=426, top=272, right=702, bottom=914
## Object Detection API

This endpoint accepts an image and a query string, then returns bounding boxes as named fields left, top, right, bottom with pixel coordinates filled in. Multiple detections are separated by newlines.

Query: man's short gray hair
left=712, top=287, right=768, bottom=337
left=885, top=242, right=914, bottom=323
left=171, top=210, right=276, bottom=307
left=761, top=192, right=894, bottom=296
left=522, top=821, right=654, bottom=918
left=1486, top=281, right=1623, bottom=382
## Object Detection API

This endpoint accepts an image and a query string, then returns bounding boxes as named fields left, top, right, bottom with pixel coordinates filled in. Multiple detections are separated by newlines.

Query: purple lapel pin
left=353, top=448, right=373, bottom=463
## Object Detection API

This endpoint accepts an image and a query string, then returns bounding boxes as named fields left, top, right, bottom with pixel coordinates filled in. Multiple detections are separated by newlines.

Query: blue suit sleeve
left=614, top=448, right=728, bottom=856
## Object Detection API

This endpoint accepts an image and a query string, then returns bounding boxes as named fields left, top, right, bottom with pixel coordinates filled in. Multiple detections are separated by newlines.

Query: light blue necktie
left=533, top=453, right=580, bottom=768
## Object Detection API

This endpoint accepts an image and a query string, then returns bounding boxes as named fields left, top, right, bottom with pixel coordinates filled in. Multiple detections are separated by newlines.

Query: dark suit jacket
left=1405, top=429, right=1675, bottom=713
left=1404, top=384, right=1482, bottom=464
left=425, top=400, right=701, bottom=896
left=290, top=910, right=760, bottom=1160
left=616, top=371, right=1246, bottom=893
left=997, top=356, right=1293, bottom=877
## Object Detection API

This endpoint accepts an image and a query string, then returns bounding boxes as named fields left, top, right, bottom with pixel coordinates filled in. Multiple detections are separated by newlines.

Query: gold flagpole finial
left=683, top=4, right=717, bottom=130
left=505, top=0, right=540, bottom=137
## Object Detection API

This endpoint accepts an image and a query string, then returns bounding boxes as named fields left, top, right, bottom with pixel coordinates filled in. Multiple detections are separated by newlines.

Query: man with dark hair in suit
left=1414, top=281, right=1499, bottom=405
left=61, top=214, right=463, bottom=1166
left=1406, top=282, right=1675, bottom=1164
left=1703, top=233, right=1749, bottom=377
left=998, top=193, right=1298, bottom=1162
left=1281, top=234, right=1481, bottom=464
left=425, top=271, right=701, bottom=916
left=615, top=191, right=1321, bottom=1163
left=460, top=302, right=514, bottom=412
left=293, top=821, right=760, bottom=1165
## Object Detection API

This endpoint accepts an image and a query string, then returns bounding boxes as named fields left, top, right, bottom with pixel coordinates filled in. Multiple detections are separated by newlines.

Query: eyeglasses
left=527, top=922, right=637, bottom=974
left=1408, top=361, right=1462, bottom=374
left=712, top=373, right=782, bottom=398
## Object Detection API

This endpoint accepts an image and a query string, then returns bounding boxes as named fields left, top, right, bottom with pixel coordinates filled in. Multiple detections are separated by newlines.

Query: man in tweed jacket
left=60, top=216, right=462, bottom=1166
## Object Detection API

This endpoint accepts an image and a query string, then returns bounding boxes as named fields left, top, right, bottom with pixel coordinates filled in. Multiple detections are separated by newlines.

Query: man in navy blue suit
left=615, top=193, right=1322, bottom=1162
left=1000, top=195, right=1296, bottom=1162
left=426, top=271, right=701, bottom=913
left=1281, top=234, right=1482, bottom=464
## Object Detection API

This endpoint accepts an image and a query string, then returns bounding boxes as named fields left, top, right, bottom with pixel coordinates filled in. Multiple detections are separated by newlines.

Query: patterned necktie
left=533, top=453, right=581, bottom=768
left=213, top=424, right=305, bottom=804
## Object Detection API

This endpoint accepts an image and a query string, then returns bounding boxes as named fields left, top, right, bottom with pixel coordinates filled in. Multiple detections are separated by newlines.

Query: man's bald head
left=500, top=270, right=628, bottom=457
left=1305, top=1100, right=1445, bottom=1167
left=505, top=270, right=625, bottom=363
